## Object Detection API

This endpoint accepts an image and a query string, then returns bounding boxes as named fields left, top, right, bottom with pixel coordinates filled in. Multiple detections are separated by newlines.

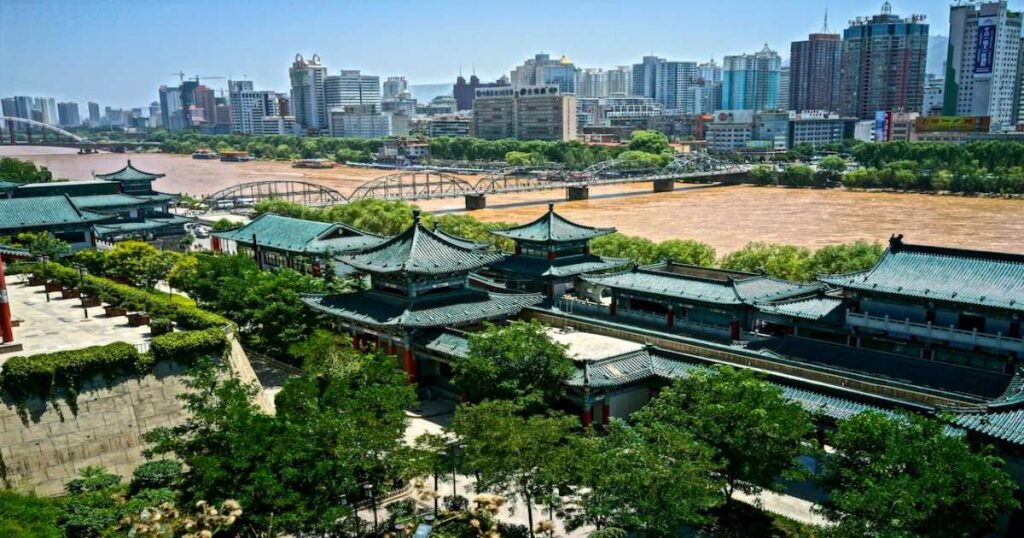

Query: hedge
left=29, top=262, right=233, bottom=330
left=150, top=328, right=227, bottom=362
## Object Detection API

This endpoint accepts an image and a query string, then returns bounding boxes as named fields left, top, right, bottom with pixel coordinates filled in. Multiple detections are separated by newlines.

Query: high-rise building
left=383, top=76, right=408, bottom=100
left=192, top=85, right=217, bottom=126
left=631, top=56, right=700, bottom=111
left=453, top=74, right=510, bottom=111
left=722, top=44, right=782, bottom=111
left=778, top=67, right=791, bottom=111
left=578, top=69, right=608, bottom=98
left=159, top=86, right=187, bottom=131
left=1, top=98, right=16, bottom=119
left=699, top=59, right=722, bottom=85
left=789, top=20, right=843, bottom=112
left=840, top=2, right=929, bottom=119
left=472, top=86, right=577, bottom=141
left=57, top=102, right=80, bottom=127
left=943, top=1, right=1021, bottom=130
left=228, top=80, right=281, bottom=135
left=606, top=66, right=632, bottom=95
left=289, top=53, right=329, bottom=132
left=88, top=102, right=101, bottom=126
left=327, top=70, right=381, bottom=108
left=923, top=74, right=945, bottom=116
left=328, top=104, right=392, bottom=138
left=511, top=53, right=577, bottom=94
left=148, top=101, right=162, bottom=128
left=33, top=97, right=58, bottom=125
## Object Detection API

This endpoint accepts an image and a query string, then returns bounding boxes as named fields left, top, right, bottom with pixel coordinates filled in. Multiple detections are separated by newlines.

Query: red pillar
left=1011, top=318, right=1021, bottom=339
left=0, top=254, right=14, bottom=343
left=211, top=236, right=222, bottom=252
left=547, top=250, right=557, bottom=261
left=609, top=297, right=617, bottom=316
left=602, top=402, right=611, bottom=425
left=730, top=320, right=740, bottom=341
left=351, top=333, right=360, bottom=350
left=581, top=408, right=592, bottom=427
left=403, top=348, right=417, bottom=384
left=667, top=308, right=674, bottom=328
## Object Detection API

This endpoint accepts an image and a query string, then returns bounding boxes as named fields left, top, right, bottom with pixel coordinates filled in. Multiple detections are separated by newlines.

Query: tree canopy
left=818, top=411, right=1018, bottom=538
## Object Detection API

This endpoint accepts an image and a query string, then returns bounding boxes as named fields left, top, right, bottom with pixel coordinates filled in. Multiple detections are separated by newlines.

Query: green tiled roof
left=585, top=264, right=819, bottom=306
left=0, top=244, right=31, bottom=257
left=93, top=216, right=191, bottom=236
left=214, top=213, right=384, bottom=255
left=71, top=194, right=163, bottom=210
left=491, top=203, right=615, bottom=243
left=757, top=296, right=844, bottom=321
left=338, top=215, right=504, bottom=275
left=0, top=195, right=110, bottom=231
left=302, top=288, right=542, bottom=328
left=820, top=237, right=1024, bottom=312
left=490, top=254, right=631, bottom=279
left=420, top=330, right=472, bottom=358
left=93, top=160, right=165, bottom=181
left=433, top=224, right=491, bottom=250
left=0, top=180, right=18, bottom=192
left=953, top=409, right=1024, bottom=445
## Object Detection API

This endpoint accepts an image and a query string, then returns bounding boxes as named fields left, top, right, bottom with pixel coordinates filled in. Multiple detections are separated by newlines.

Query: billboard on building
left=914, top=116, right=991, bottom=132
left=975, top=16, right=997, bottom=77
left=874, top=111, right=889, bottom=142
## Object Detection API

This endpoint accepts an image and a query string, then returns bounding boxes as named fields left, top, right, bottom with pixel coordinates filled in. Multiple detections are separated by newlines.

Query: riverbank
left=4, top=146, right=1023, bottom=255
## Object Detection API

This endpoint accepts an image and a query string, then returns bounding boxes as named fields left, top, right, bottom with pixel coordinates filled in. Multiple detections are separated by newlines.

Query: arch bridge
left=0, top=116, right=151, bottom=152
left=201, top=181, right=347, bottom=212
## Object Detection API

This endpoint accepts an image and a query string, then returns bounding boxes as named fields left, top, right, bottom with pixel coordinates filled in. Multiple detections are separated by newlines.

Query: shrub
left=130, top=460, right=182, bottom=493
left=150, top=328, right=226, bottom=363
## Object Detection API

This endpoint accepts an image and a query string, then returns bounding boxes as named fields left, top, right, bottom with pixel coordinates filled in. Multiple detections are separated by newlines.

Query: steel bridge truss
left=202, top=181, right=347, bottom=210
left=348, top=171, right=479, bottom=201
left=0, top=116, right=86, bottom=142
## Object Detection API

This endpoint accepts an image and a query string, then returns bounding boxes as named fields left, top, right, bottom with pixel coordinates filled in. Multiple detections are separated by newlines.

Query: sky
left=1, top=0, right=950, bottom=109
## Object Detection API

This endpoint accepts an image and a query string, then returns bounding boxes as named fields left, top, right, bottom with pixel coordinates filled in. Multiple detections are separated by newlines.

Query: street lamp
left=74, top=263, right=88, bottom=318
left=449, top=442, right=461, bottom=499
left=364, top=483, right=378, bottom=535
left=41, top=255, right=50, bottom=303
left=433, top=449, right=443, bottom=517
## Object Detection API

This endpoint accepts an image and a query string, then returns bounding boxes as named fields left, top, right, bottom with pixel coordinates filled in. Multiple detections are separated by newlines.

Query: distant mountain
left=409, top=83, right=452, bottom=102
left=928, top=35, right=949, bottom=77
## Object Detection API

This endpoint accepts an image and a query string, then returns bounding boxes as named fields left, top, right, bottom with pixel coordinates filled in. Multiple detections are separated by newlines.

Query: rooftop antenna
left=822, top=9, right=831, bottom=33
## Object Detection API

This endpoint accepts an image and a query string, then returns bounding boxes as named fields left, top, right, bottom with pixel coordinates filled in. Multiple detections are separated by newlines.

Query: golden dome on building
left=559, top=55, right=572, bottom=65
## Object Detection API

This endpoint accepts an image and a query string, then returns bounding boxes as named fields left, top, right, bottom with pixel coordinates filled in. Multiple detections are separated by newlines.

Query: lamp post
left=433, top=450, right=441, bottom=517
left=364, top=483, right=378, bottom=535
left=450, top=442, right=461, bottom=498
left=74, top=263, right=88, bottom=318
left=41, top=256, right=50, bottom=303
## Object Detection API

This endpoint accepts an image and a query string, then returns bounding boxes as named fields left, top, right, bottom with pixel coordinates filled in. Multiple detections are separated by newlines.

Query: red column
left=211, top=236, right=222, bottom=252
left=581, top=408, right=592, bottom=427
left=403, top=348, right=417, bottom=384
left=667, top=308, right=674, bottom=328
left=0, top=254, right=14, bottom=343
left=547, top=250, right=557, bottom=261
left=602, top=402, right=611, bottom=425
left=609, top=297, right=617, bottom=316
left=351, top=333, right=360, bottom=350
left=730, top=320, right=740, bottom=341
left=1011, top=318, right=1021, bottom=338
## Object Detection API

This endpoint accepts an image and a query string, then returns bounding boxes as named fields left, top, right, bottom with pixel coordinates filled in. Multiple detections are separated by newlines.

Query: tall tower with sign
left=944, top=1, right=1022, bottom=130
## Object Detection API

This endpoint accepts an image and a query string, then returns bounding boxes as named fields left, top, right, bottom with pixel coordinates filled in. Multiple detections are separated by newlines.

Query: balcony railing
left=847, top=311, right=1024, bottom=354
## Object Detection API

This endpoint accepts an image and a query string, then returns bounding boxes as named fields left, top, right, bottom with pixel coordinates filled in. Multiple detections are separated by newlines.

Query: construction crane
left=193, top=75, right=227, bottom=85
left=170, top=71, right=187, bottom=83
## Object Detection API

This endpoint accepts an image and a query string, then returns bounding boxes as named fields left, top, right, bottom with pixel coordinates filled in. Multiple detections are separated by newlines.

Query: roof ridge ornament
left=889, top=233, right=905, bottom=251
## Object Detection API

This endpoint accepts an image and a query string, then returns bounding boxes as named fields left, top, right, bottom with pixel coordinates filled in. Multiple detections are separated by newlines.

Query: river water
left=4, top=146, right=1022, bottom=254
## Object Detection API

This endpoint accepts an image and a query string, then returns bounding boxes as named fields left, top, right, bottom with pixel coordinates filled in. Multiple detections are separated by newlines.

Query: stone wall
left=0, top=335, right=273, bottom=496
left=0, top=360, right=193, bottom=495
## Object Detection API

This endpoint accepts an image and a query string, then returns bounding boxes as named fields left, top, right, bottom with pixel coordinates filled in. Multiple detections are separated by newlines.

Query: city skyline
left=1, top=0, right=949, bottom=108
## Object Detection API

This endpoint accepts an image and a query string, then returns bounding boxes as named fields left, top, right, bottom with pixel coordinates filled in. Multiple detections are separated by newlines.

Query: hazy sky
left=1, top=0, right=949, bottom=108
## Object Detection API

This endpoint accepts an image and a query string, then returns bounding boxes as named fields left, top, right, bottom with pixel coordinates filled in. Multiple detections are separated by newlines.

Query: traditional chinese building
left=819, top=235, right=1024, bottom=373
left=576, top=262, right=821, bottom=341
left=212, top=214, right=386, bottom=276
left=91, top=160, right=166, bottom=195
left=303, top=211, right=542, bottom=383
left=487, top=203, right=629, bottom=299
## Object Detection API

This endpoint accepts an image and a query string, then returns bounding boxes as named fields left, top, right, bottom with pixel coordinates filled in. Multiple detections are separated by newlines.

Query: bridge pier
left=566, top=186, right=590, bottom=201
left=652, top=178, right=675, bottom=193
left=465, top=194, right=487, bottom=210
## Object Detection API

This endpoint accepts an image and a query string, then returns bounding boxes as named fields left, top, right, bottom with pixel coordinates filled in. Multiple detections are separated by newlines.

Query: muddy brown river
left=4, top=146, right=1022, bottom=254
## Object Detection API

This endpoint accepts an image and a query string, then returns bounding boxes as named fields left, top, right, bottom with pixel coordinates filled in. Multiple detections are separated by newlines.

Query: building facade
left=453, top=74, right=510, bottom=111
left=57, top=102, right=80, bottom=127
left=722, top=45, right=782, bottom=111
left=328, top=104, right=392, bottom=138
left=327, top=70, right=381, bottom=108
left=943, top=1, right=1022, bottom=130
left=289, top=53, right=329, bottom=132
left=382, top=76, right=408, bottom=100
left=606, top=66, right=632, bottom=95
left=789, top=31, right=843, bottom=112
left=228, top=81, right=282, bottom=135
left=511, top=53, right=577, bottom=94
left=472, top=86, right=577, bottom=141
left=840, top=2, right=929, bottom=119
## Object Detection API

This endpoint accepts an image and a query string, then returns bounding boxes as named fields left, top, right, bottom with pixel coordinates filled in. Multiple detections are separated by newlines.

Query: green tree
left=565, top=421, right=722, bottom=535
left=16, top=231, right=71, bottom=260
left=505, top=151, right=546, bottom=166
left=806, top=241, right=883, bottom=276
left=103, top=241, right=178, bottom=289
left=719, top=242, right=814, bottom=281
left=818, top=412, right=1018, bottom=538
left=815, top=155, right=847, bottom=184
left=448, top=400, right=578, bottom=538
left=453, top=320, right=574, bottom=409
left=210, top=218, right=243, bottom=232
left=590, top=233, right=659, bottom=265
left=627, top=130, right=671, bottom=155
left=750, top=164, right=779, bottom=186
left=0, top=157, right=54, bottom=183
left=633, top=367, right=814, bottom=503
left=780, top=164, right=815, bottom=187
left=654, top=239, right=716, bottom=266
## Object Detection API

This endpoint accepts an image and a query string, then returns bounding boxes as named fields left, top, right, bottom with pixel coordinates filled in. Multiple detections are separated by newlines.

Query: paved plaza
left=1, top=276, right=151, bottom=367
